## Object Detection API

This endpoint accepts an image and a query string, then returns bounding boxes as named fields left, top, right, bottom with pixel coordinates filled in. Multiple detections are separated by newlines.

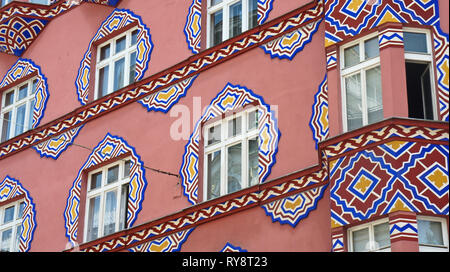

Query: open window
left=404, top=29, right=437, bottom=120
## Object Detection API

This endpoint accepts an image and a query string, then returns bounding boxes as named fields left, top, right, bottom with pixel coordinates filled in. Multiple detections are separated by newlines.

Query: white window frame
left=207, top=0, right=256, bottom=48
left=202, top=106, right=259, bottom=201
left=340, top=32, right=382, bottom=132
left=1, top=77, right=38, bottom=142
left=94, top=27, right=138, bottom=100
left=403, top=27, right=438, bottom=120
left=417, top=215, right=449, bottom=252
left=0, top=199, right=25, bottom=252
left=348, top=218, right=391, bottom=252
left=83, top=158, right=131, bottom=243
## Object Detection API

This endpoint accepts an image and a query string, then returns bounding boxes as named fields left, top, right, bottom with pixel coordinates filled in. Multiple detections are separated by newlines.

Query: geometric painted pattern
left=378, top=25, right=404, bottom=49
left=389, top=213, right=418, bottom=242
left=184, top=0, right=274, bottom=54
left=309, top=74, right=329, bottom=149
left=179, top=83, right=280, bottom=204
left=0, top=176, right=36, bottom=252
left=330, top=142, right=449, bottom=227
left=325, top=0, right=449, bottom=120
left=138, top=75, right=198, bottom=113
left=128, top=228, right=194, bottom=252
left=75, top=9, right=153, bottom=105
left=331, top=231, right=344, bottom=252
left=0, top=58, right=49, bottom=130
left=63, top=133, right=148, bottom=246
left=32, top=125, right=84, bottom=160
left=220, top=242, right=247, bottom=252
left=261, top=18, right=322, bottom=60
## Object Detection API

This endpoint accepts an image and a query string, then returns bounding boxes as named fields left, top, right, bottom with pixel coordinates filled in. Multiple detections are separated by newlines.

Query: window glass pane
left=90, top=172, right=102, bottom=190
left=18, top=202, right=25, bottom=220
left=129, top=51, right=136, bottom=85
left=228, top=116, right=242, bottom=137
left=1, top=111, right=12, bottom=142
left=115, top=36, right=126, bottom=53
left=98, top=65, right=109, bottom=98
left=418, top=220, right=444, bottom=246
left=131, top=30, right=138, bottom=46
left=87, top=196, right=100, bottom=241
left=248, top=110, right=258, bottom=131
left=211, top=10, right=223, bottom=46
left=113, top=58, right=125, bottom=91
left=4, top=91, right=14, bottom=107
left=4, top=206, right=15, bottom=223
left=31, top=79, right=38, bottom=94
left=249, top=0, right=258, bottom=29
left=229, top=1, right=242, bottom=38
left=103, top=191, right=117, bottom=236
left=374, top=222, right=390, bottom=249
left=352, top=227, right=369, bottom=252
left=207, top=150, right=221, bottom=200
left=344, top=44, right=360, bottom=68
left=248, top=137, right=259, bottom=186
left=207, top=124, right=221, bottom=145
left=14, top=104, right=26, bottom=136
left=28, top=99, right=35, bottom=130
left=1, top=228, right=12, bottom=252
left=14, top=225, right=22, bottom=252
left=18, top=84, right=28, bottom=100
left=227, top=143, right=242, bottom=194
left=364, top=37, right=379, bottom=60
left=119, top=184, right=128, bottom=230
left=107, top=165, right=119, bottom=184
left=100, top=44, right=110, bottom=61
left=124, top=160, right=131, bottom=178
left=345, top=73, right=363, bottom=130
left=366, top=66, right=383, bottom=125
left=404, top=32, right=428, bottom=53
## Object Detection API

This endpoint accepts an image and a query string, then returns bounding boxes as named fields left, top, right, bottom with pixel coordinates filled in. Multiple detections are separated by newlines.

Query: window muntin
left=203, top=107, right=259, bottom=201
left=341, top=33, right=382, bottom=132
left=1, top=78, right=38, bottom=142
left=403, top=28, right=437, bottom=121
left=348, top=219, right=391, bottom=252
left=207, top=0, right=258, bottom=47
left=417, top=216, right=449, bottom=252
left=95, top=28, right=138, bottom=99
left=0, top=200, right=25, bottom=252
left=84, top=158, right=131, bottom=242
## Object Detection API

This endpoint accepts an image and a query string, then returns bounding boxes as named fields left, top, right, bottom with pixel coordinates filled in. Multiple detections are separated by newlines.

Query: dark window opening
left=405, top=62, right=434, bottom=120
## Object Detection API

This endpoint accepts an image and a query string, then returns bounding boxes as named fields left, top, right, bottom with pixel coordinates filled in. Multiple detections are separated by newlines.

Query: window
left=29, top=0, right=50, bottom=4
left=348, top=219, right=391, bottom=252
left=0, top=200, right=25, bottom=252
left=95, top=28, right=139, bottom=99
left=417, top=216, right=448, bottom=252
left=203, top=107, right=259, bottom=201
left=84, top=158, right=132, bottom=242
left=403, top=28, right=437, bottom=120
left=1, top=0, right=11, bottom=7
left=1, top=78, right=38, bottom=142
left=207, top=0, right=258, bottom=47
left=341, top=33, right=383, bottom=132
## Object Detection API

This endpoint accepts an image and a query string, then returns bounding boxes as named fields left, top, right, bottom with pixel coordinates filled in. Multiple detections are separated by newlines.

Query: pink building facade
left=0, top=0, right=448, bottom=253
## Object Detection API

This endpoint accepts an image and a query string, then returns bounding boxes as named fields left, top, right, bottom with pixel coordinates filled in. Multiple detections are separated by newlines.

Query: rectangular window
left=417, top=216, right=449, bottom=252
left=84, top=158, right=132, bottom=242
left=203, top=108, right=259, bottom=201
left=95, top=28, right=139, bottom=99
left=403, top=28, right=436, bottom=121
left=0, top=200, right=25, bottom=252
left=1, top=78, right=38, bottom=142
left=348, top=219, right=391, bottom=252
left=341, top=34, right=382, bottom=132
left=207, top=0, right=259, bottom=48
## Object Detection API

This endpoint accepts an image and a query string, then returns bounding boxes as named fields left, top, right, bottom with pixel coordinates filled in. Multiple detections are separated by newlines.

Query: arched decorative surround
left=63, top=133, right=147, bottom=246
left=128, top=228, right=194, bottom=252
left=309, top=74, right=328, bottom=150
left=0, top=58, right=49, bottom=130
left=180, top=83, right=280, bottom=205
left=324, top=0, right=449, bottom=121
left=184, top=0, right=274, bottom=54
left=0, top=176, right=37, bottom=252
left=32, top=125, right=84, bottom=160
left=75, top=9, right=153, bottom=105
left=220, top=242, right=247, bottom=252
